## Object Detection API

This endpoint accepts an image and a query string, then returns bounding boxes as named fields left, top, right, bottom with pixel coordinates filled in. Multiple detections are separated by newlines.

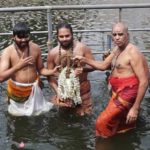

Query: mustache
left=59, top=40, right=73, bottom=47
left=14, top=40, right=30, bottom=48
left=60, top=43, right=72, bottom=49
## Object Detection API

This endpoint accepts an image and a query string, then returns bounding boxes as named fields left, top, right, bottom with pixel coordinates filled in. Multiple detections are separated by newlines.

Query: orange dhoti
left=75, top=80, right=92, bottom=116
left=96, top=75, right=139, bottom=138
left=7, top=79, right=33, bottom=102
left=6, top=79, right=53, bottom=116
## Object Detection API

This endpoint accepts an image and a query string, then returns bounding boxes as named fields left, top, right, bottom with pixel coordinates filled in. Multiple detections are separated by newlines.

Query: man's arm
left=47, top=50, right=59, bottom=96
left=82, top=45, right=95, bottom=72
left=74, top=47, right=118, bottom=71
left=126, top=49, right=149, bottom=124
left=36, top=47, right=58, bottom=76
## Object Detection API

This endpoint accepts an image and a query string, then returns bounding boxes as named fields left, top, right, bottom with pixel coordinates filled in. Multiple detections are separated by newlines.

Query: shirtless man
left=0, top=22, right=58, bottom=116
left=75, top=22, right=149, bottom=137
left=47, top=22, right=96, bottom=116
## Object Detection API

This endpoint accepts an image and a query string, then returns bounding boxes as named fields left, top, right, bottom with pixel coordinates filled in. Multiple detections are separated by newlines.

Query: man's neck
left=119, top=41, right=129, bottom=51
left=60, top=41, right=74, bottom=51
left=14, top=42, right=29, bottom=58
left=14, top=43, right=28, bottom=52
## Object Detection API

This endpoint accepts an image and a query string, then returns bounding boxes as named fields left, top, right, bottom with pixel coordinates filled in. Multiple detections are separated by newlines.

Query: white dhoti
left=8, top=80, right=53, bottom=116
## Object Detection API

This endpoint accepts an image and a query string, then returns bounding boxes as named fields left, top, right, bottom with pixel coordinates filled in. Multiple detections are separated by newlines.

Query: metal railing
left=0, top=4, right=150, bottom=52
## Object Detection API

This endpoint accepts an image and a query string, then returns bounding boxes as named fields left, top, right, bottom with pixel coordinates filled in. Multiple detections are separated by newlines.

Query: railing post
left=107, top=34, right=112, bottom=50
left=119, top=8, right=122, bottom=21
left=11, top=12, right=15, bottom=28
left=101, top=32, right=105, bottom=51
left=47, top=8, right=53, bottom=50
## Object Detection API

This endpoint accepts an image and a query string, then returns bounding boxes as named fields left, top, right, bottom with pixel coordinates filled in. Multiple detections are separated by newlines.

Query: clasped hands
left=54, top=95, right=74, bottom=108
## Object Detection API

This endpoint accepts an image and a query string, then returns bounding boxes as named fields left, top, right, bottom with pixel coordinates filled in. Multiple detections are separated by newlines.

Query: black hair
left=56, top=22, right=73, bottom=36
left=13, top=22, right=30, bottom=36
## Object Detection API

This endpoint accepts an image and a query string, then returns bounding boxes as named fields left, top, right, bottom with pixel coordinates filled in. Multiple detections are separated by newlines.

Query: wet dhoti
left=96, top=76, right=139, bottom=138
left=7, top=79, right=53, bottom=116
left=75, top=80, right=92, bottom=116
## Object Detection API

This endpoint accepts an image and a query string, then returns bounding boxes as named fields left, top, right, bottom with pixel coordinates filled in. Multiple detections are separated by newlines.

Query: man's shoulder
left=29, top=41, right=40, bottom=49
left=127, top=43, right=143, bottom=58
left=4, top=44, right=14, bottom=50
left=48, top=46, right=59, bottom=54
left=3, top=44, right=14, bottom=54
left=76, top=40, right=86, bottom=47
left=128, top=43, right=140, bottom=53
left=1, top=44, right=14, bottom=58
left=75, top=41, right=90, bottom=51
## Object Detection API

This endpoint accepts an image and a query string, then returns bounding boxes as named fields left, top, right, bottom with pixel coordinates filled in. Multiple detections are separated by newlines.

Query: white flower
left=58, top=67, right=82, bottom=105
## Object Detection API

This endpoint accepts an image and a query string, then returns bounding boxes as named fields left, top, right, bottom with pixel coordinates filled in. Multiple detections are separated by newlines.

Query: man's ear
left=11, top=35, right=15, bottom=41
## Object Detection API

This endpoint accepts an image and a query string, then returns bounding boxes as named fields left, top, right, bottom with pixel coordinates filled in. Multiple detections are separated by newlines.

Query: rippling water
left=0, top=1, right=150, bottom=150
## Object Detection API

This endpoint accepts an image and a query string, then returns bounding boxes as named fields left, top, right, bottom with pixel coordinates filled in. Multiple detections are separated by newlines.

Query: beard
left=14, top=40, right=30, bottom=49
left=59, top=38, right=73, bottom=49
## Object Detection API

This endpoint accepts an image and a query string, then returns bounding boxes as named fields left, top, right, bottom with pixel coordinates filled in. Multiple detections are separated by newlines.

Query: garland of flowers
left=57, top=44, right=82, bottom=105
left=58, top=66, right=82, bottom=105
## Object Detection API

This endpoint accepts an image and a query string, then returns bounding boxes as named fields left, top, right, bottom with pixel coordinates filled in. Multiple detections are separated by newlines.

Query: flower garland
left=58, top=66, right=82, bottom=105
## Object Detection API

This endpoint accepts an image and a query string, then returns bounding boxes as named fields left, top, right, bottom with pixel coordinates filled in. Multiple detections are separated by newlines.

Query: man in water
left=47, top=22, right=118, bottom=116
left=0, top=22, right=58, bottom=116
left=75, top=22, right=149, bottom=137
left=47, top=22, right=96, bottom=116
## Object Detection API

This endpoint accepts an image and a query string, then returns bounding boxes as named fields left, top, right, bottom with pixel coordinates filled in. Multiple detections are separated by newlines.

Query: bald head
left=112, top=22, right=128, bottom=33
left=111, top=22, right=129, bottom=48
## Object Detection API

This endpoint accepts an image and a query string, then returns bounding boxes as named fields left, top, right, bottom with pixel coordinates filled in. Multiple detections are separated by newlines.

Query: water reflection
left=95, top=116, right=150, bottom=150
left=0, top=74, right=149, bottom=150
left=5, top=107, right=95, bottom=150
left=95, top=130, right=139, bottom=150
